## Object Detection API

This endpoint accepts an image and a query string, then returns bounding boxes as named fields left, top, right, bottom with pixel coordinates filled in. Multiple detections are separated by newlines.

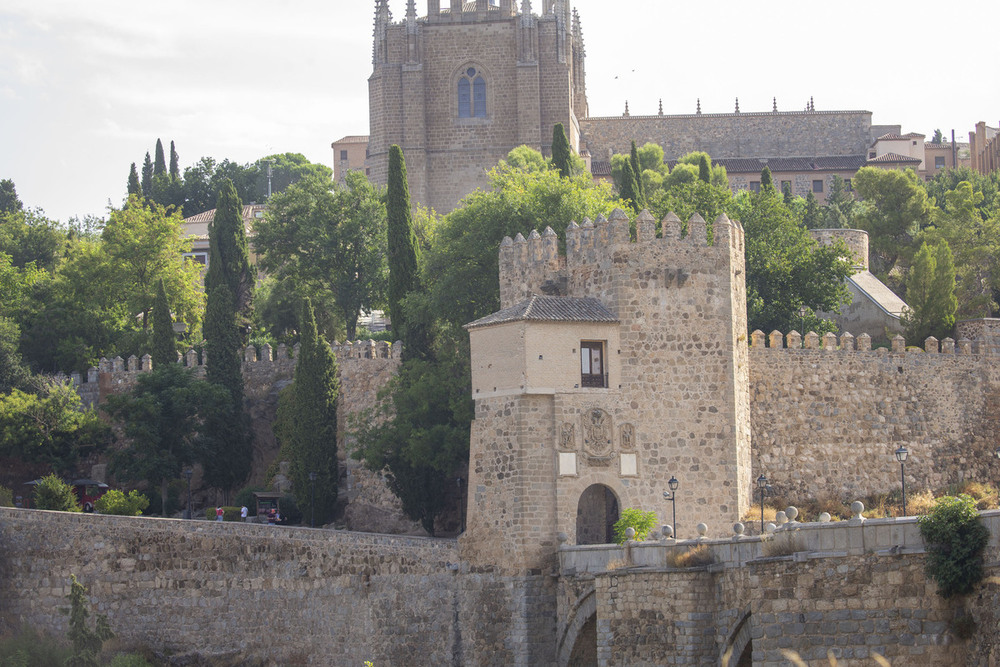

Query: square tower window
left=812, top=180, right=824, bottom=193
left=581, top=341, right=607, bottom=388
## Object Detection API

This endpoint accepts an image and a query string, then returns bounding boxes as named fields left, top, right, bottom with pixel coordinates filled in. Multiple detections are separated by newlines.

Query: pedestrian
left=216, top=506, right=224, bottom=522
left=241, top=505, right=249, bottom=522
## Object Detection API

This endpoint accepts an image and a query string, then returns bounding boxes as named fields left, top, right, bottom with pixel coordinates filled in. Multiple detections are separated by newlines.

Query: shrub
left=0, top=484, right=13, bottom=507
left=33, top=474, right=82, bottom=512
left=613, top=508, right=658, bottom=544
left=108, top=654, right=154, bottom=667
left=918, top=494, right=990, bottom=598
left=233, top=485, right=266, bottom=515
left=761, top=533, right=805, bottom=558
left=280, top=495, right=303, bottom=525
left=0, top=627, right=71, bottom=666
left=94, top=490, right=149, bottom=516
left=666, top=544, right=715, bottom=568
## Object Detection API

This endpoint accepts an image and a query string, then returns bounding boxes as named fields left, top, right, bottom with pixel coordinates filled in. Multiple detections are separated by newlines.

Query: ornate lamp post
left=183, top=468, right=193, bottom=520
left=308, top=472, right=318, bottom=528
left=757, top=474, right=768, bottom=534
left=895, top=446, right=909, bottom=516
left=663, top=476, right=679, bottom=538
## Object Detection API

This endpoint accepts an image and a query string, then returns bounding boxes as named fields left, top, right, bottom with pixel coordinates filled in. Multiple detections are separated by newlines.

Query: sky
left=1, top=0, right=997, bottom=223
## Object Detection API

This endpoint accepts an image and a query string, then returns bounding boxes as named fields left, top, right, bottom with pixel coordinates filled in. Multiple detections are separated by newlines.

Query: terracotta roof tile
left=671, top=155, right=867, bottom=174
left=332, top=135, right=369, bottom=145
left=866, top=153, right=922, bottom=164
left=465, top=295, right=617, bottom=330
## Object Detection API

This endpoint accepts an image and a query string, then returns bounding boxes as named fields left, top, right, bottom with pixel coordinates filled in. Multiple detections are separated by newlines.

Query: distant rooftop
left=465, top=295, right=617, bottom=330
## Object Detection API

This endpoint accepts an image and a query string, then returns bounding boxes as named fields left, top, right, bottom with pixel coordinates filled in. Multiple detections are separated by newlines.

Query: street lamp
left=183, top=468, right=193, bottom=520
left=308, top=472, right=318, bottom=528
left=757, top=474, right=768, bottom=534
left=798, top=305, right=809, bottom=347
left=895, top=446, right=908, bottom=516
left=663, top=476, right=679, bottom=538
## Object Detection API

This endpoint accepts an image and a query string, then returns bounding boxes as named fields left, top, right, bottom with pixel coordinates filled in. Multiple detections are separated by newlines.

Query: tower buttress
left=372, top=0, right=392, bottom=66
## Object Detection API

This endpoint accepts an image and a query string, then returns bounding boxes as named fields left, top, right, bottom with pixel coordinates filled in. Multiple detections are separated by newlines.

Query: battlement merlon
left=498, top=208, right=745, bottom=310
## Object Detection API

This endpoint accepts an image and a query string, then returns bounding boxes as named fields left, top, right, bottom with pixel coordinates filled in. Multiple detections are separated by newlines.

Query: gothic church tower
left=368, top=0, right=587, bottom=213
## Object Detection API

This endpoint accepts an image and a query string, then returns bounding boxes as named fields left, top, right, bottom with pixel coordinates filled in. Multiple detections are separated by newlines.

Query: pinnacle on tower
left=773, top=97, right=777, bottom=112
left=696, top=98, right=701, bottom=114
left=810, top=96, right=815, bottom=111
left=658, top=99, right=663, bottom=116
left=623, top=100, right=630, bottom=117
left=521, top=0, right=532, bottom=15
left=735, top=97, right=740, bottom=113
left=406, top=0, right=416, bottom=21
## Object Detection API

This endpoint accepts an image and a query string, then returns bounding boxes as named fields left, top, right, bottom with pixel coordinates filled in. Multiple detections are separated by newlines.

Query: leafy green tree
left=104, top=364, right=229, bottom=514
left=931, top=129, right=944, bottom=144
left=0, top=484, right=12, bottom=507
left=205, top=179, right=254, bottom=340
left=256, top=171, right=387, bottom=341
left=922, top=181, right=1000, bottom=317
left=853, top=167, right=935, bottom=278
left=101, top=195, right=203, bottom=331
left=141, top=153, right=153, bottom=198
left=32, top=474, right=82, bottom=512
left=504, top=145, right=549, bottom=173
left=782, top=182, right=793, bottom=206
left=901, top=240, right=957, bottom=343
left=94, top=489, right=149, bottom=516
left=0, top=179, right=23, bottom=214
left=153, top=139, right=166, bottom=176
left=552, top=123, right=573, bottom=178
left=729, top=187, right=853, bottom=334
left=150, top=278, right=176, bottom=368
left=63, top=574, right=114, bottom=667
left=0, top=381, right=110, bottom=473
left=386, top=145, right=421, bottom=345
left=613, top=508, right=658, bottom=543
left=0, top=315, right=31, bottom=393
left=0, top=208, right=67, bottom=271
left=698, top=154, right=711, bottom=184
left=273, top=298, right=340, bottom=525
left=126, top=164, right=141, bottom=198
left=256, top=152, right=333, bottom=198
left=918, top=494, right=990, bottom=597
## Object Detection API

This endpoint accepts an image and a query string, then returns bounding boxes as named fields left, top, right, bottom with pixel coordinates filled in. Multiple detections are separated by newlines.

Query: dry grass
left=741, top=503, right=777, bottom=526
left=761, top=532, right=805, bottom=558
left=666, top=544, right=715, bottom=568
left=778, top=649, right=891, bottom=666
left=604, top=558, right=628, bottom=571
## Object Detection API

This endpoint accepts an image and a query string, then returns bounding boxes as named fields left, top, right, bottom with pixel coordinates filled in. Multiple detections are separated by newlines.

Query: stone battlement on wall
left=498, top=208, right=744, bottom=309
left=750, top=328, right=1000, bottom=355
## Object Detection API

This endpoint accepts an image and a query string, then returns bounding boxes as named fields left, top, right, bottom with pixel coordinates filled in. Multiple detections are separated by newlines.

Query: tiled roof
left=332, top=135, right=369, bottom=145
left=875, top=132, right=925, bottom=141
left=183, top=204, right=266, bottom=225
left=866, top=153, right=921, bottom=164
left=465, top=295, right=617, bottom=330
left=672, top=155, right=867, bottom=174
left=591, top=160, right=611, bottom=176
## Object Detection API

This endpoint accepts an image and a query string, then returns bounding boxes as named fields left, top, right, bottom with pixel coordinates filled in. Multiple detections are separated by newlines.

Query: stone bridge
left=1, top=507, right=998, bottom=665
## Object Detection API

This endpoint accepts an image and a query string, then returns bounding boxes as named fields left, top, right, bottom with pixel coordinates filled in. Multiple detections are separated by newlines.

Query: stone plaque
left=558, top=452, right=577, bottom=477
left=620, top=453, right=637, bottom=477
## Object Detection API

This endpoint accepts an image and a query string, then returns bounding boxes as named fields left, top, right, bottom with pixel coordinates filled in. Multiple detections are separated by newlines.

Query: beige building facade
left=970, top=119, right=1000, bottom=174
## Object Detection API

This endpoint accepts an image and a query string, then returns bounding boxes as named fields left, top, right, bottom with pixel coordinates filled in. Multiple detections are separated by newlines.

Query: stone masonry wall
left=749, top=333, right=1000, bottom=501
left=580, top=110, right=873, bottom=162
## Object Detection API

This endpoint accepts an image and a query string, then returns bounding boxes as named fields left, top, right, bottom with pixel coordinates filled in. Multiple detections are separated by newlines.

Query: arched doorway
left=576, top=484, right=619, bottom=545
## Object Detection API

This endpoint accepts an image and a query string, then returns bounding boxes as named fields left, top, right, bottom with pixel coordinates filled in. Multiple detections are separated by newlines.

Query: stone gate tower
left=462, top=210, right=753, bottom=575
left=368, top=0, right=587, bottom=213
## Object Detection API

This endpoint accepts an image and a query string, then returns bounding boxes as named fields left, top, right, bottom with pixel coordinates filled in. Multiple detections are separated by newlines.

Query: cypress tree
left=201, top=180, right=254, bottom=497
left=552, top=123, right=573, bottom=178
left=274, top=298, right=340, bottom=525
left=803, top=191, right=821, bottom=228
left=629, top=141, right=645, bottom=206
left=760, top=166, right=774, bottom=193
left=386, top=145, right=421, bottom=347
left=620, top=157, right=640, bottom=213
left=169, top=141, right=180, bottom=181
left=205, top=179, right=254, bottom=341
left=127, top=163, right=142, bottom=198
left=154, top=139, right=166, bottom=176
left=698, top=154, right=711, bottom=183
left=150, top=279, right=176, bottom=368
left=141, top=153, right=153, bottom=197
left=782, top=182, right=793, bottom=205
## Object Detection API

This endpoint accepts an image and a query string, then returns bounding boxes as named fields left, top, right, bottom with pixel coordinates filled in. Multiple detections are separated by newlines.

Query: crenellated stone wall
left=749, top=328, right=1000, bottom=500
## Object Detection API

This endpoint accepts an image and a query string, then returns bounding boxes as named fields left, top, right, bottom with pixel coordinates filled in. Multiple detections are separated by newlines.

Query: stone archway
left=723, top=610, right=753, bottom=667
left=576, top=484, right=619, bottom=545
left=557, top=588, right=597, bottom=667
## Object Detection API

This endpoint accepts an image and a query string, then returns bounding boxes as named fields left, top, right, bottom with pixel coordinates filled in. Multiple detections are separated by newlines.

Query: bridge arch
left=575, top=483, right=619, bottom=545
left=722, top=608, right=754, bottom=667
left=557, top=587, right=597, bottom=667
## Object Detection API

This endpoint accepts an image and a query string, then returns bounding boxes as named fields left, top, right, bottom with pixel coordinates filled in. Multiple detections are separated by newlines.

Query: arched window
left=458, top=67, right=486, bottom=118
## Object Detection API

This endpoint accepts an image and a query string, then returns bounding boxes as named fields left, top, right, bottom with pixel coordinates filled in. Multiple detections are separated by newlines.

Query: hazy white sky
left=1, top=0, right=997, bottom=223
